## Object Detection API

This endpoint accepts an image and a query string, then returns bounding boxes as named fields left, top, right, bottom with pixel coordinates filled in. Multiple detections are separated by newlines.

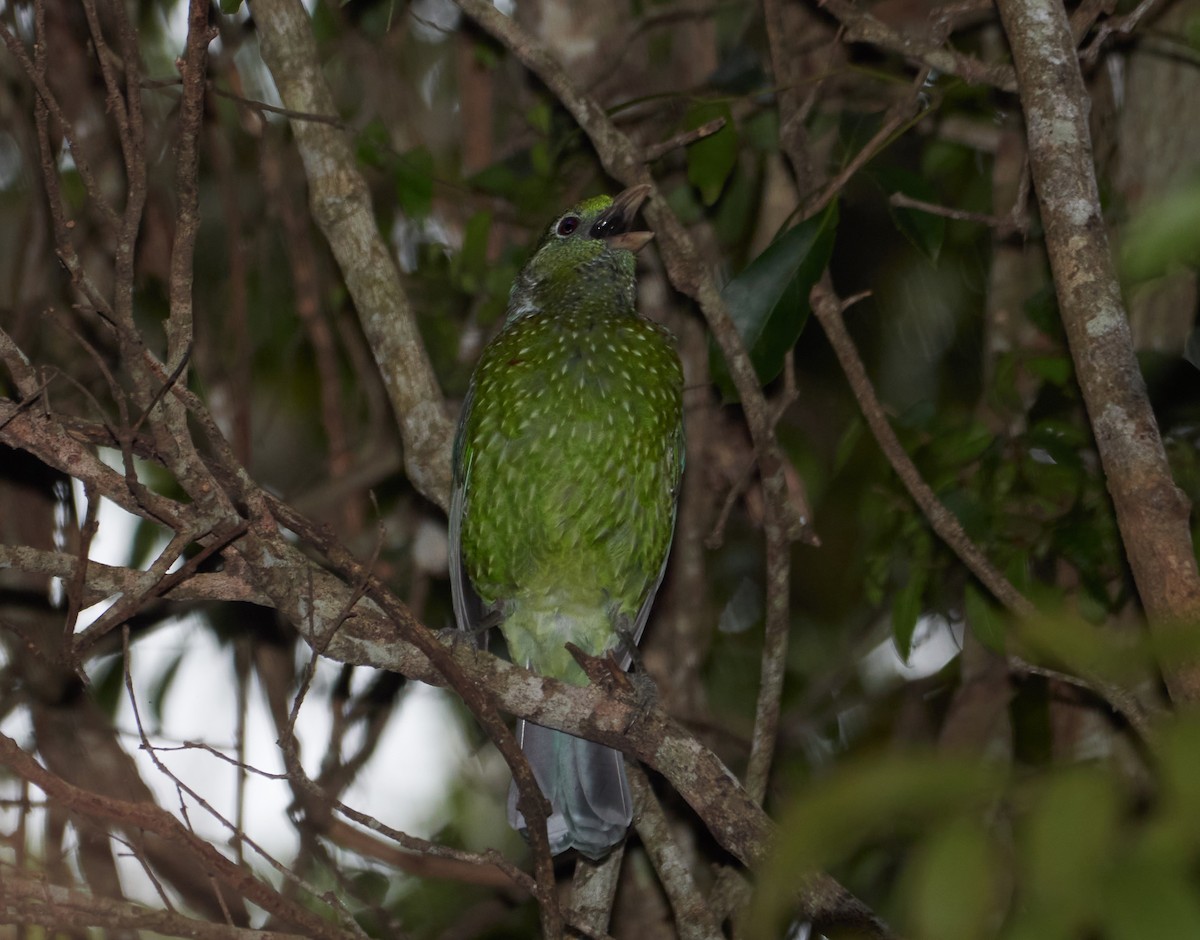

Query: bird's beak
left=597, top=184, right=654, bottom=253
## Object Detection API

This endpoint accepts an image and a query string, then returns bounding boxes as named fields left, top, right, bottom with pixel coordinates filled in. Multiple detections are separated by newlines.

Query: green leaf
left=148, top=650, right=186, bottom=728
left=874, top=166, right=946, bottom=264
left=394, top=147, right=433, bottom=218
left=1105, top=863, right=1200, bottom=940
left=1026, top=353, right=1073, bottom=386
left=1020, top=769, right=1118, bottom=926
left=526, top=101, right=552, bottom=135
left=931, top=420, right=994, bottom=468
left=964, top=582, right=1005, bottom=652
left=905, top=817, right=997, bottom=940
left=748, top=755, right=1002, bottom=940
left=89, top=655, right=125, bottom=718
left=219, top=0, right=242, bottom=13
left=1121, top=177, right=1200, bottom=282
left=712, top=201, right=838, bottom=397
left=453, top=211, right=492, bottom=294
left=685, top=101, right=738, bottom=206
left=833, top=417, right=865, bottom=473
left=1186, top=12, right=1200, bottom=49
left=892, top=566, right=926, bottom=662
left=355, top=120, right=391, bottom=170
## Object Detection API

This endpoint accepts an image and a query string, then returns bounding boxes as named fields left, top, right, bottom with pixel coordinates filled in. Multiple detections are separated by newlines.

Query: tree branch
left=247, top=0, right=454, bottom=511
left=0, top=733, right=358, bottom=940
left=995, top=0, right=1200, bottom=702
left=0, top=873, right=306, bottom=940
left=818, top=0, right=1018, bottom=92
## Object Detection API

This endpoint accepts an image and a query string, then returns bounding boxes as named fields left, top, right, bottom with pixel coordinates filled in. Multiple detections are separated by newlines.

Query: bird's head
left=506, top=184, right=654, bottom=323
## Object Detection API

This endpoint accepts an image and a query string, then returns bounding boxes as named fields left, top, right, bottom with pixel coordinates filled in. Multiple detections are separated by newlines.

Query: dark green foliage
left=714, top=201, right=839, bottom=396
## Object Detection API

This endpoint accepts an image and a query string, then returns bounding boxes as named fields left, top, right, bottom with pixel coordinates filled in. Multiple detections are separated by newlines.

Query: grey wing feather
left=507, top=719, right=632, bottom=859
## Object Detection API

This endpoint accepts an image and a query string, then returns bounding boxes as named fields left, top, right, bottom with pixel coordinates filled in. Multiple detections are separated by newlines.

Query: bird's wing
left=618, top=418, right=686, bottom=668
left=449, top=384, right=488, bottom=639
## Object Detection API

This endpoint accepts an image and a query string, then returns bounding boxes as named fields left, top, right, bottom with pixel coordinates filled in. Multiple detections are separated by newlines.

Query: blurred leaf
left=129, top=517, right=166, bottom=570
left=1026, top=353, right=1072, bottom=386
left=1121, top=177, right=1200, bottom=282
left=713, top=201, right=839, bottom=397
left=530, top=139, right=553, bottom=177
left=219, top=0, right=242, bottom=13
left=148, top=650, right=186, bottom=727
left=742, top=109, right=780, bottom=152
left=834, top=416, right=866, bottom=473
left=717, top=577, right=763, bottom=634
left=452, top=211, right=492, bottom=294
left=1018, top=769, right=1118, bottom=931
left=526, top=101, right=552, bottom=135
left=394, top=147, right=433, bottom=218
left=964, top=582, right=1005, bottom=652
left=931, top=420, right=994, bottom=468
left=875, top=167, right=946, bottom=264
left=89, top=655, right=125, bottom=718
left=1185, top=324, right=1200, bottom=372
left=685, top=101, right=738, bottom=206
left=749, top=755, right=1003, bottom=940
left=1013, top=612, right=1150, bottom=687
left=1105, top=861, right=1200, bottom=940
left=355, top=119, right=390, bottom=169
left=892, top=567, right=926, bottom=662
left=905, top=817, right=997, bottom=940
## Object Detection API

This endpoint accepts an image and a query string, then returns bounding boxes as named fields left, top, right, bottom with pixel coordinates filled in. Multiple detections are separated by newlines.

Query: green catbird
left=450, top=185, right=685, bottom=858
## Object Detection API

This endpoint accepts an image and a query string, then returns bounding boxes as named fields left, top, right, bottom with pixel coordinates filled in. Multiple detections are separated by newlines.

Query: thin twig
left=809, top=281, right=1037, bottom=620
left=643, top=117, right=728, bottom=161
left=818, top=0, right=1018, bottom=91
left=0, top=729, right=355, bottom=940
left=800, top=87, right=928, bottom=221
left=1080, top=0, right=1167, bottom=62
left=888, top=190, right=1020, bottom=233
left=120, top=630, right=372, bottom=939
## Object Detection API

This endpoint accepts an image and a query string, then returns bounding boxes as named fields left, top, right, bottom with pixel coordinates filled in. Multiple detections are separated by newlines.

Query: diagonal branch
left=0, top=732, right=358, bottom=940
left=0, top=873, right=306, bottom=940
left=995, top=0, right=1200, bottom=703
left=246, top=0, right=454, bottom=511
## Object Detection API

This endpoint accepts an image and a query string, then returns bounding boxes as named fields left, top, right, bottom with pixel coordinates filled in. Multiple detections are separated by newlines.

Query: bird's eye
left=556, top=216, right=580, bottom=236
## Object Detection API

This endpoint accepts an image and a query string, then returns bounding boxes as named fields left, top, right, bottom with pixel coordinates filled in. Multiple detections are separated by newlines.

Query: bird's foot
left=565, top=643, right=633, bottom=695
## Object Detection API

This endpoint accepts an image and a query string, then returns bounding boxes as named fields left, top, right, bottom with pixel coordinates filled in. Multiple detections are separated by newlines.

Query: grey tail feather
left=506, top=719, right=632, bottom=859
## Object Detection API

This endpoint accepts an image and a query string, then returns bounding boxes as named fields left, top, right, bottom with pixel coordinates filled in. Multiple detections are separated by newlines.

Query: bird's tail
left=506, top=719, right=632, bottom=859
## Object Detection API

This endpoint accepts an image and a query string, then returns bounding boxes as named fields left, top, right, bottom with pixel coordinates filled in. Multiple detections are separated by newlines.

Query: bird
left=450, top=184, right=685, bottom=859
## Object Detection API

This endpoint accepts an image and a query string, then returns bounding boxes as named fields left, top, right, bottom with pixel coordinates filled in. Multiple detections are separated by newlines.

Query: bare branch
left=0, top=873, right=307, bottom=940
left=818, top=0, right=1019, bottom=91
left=247, top=0, right=455, bottom=511
left=996, top=0, right=1200, bottom=702
left=628, top=766, right=724, bottom=940
left=0, top=732, right=360, bottom=940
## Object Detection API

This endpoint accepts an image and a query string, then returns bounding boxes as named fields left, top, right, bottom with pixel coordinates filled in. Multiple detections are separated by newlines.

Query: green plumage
left=450, top=186, right=684, bottom=858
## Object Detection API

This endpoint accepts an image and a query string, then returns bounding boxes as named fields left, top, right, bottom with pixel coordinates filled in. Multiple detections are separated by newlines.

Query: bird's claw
left=565, top=643, right=633, bottom=694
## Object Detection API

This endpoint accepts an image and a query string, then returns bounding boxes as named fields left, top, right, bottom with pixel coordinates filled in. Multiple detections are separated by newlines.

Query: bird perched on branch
left=450, top=185, right=685, bottom=859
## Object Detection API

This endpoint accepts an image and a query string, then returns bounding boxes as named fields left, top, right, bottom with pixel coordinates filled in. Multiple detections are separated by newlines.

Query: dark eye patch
left=557, top=216, right=580, bottom=236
